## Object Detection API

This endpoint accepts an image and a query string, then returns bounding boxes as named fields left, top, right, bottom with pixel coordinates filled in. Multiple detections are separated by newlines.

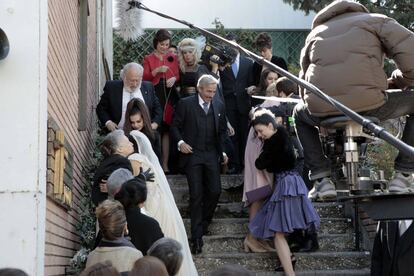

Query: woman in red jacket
left=143, top=29, right=180, bottom=173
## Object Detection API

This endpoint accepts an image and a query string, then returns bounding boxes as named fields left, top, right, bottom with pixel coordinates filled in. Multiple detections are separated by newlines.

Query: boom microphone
left=115, top=0, right=143, bottom=41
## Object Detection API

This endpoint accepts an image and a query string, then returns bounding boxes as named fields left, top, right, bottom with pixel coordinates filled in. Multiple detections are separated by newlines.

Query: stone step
left=194, top=251, right=371, bottom=273
left=183, top=217, right=352, bottom=236
left=200, top=269, right=370, bottom=276
left=177, top=202, right=345, bottom=219
left=168, top=174, right=244, bottom=189
left=171, top=186, right=243, bottom=204
left=169, top=174, right=369, bottom=274
left=200, top=233, right=354, bottom=254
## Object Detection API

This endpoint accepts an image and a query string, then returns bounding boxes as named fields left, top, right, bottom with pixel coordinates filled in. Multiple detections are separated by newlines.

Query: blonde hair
left=177, top=38, right=202, bottom=72
left=96, top=200, right=127, bottom=240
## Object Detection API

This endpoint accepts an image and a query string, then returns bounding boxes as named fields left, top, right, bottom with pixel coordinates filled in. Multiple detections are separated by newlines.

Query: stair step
left=200, top=269, right=370, bottom=276
left=200, top=233, right=354, bottom=253
left=168, top=175, right=369, bottom=274
left=168, top=174, right=243, bottom=189
left=177, top=202, right=345, bottom=219
left=183, top=217, right=352, bottom=236
left=194, top=251, right=371, bottom=273
left=199, top=269, right=370, bottom=276
left=171, top=186, right=243, bottom=204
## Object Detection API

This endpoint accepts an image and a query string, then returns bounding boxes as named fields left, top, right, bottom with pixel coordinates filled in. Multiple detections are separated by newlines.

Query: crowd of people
left=3, top=1, right=412, bottom=276
left=91, top=22, right=324, bottom=273
left=91, top=19, right=320, bottom=272
left=90, top=0, right=414, bottom=273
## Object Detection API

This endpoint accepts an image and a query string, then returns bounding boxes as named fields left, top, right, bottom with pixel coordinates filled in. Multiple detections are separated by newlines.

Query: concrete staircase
left=168, top=175, right=371, bottom=275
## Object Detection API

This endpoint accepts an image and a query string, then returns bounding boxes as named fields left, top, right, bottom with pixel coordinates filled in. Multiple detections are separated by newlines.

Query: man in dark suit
left=371, top=220, right=414, bottom=276
left=220, top=36, right=254, bottom=174
left=96, top=62, right=162, bottom=132
left=171, top=74, right=228, bottom=254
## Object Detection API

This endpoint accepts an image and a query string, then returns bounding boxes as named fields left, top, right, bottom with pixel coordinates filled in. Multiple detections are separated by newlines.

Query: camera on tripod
left=200, top=43, right=237, bottom=67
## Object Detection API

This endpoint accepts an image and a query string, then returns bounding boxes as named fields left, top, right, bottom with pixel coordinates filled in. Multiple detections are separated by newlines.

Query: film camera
left=200, top=43, right=237, bottom=67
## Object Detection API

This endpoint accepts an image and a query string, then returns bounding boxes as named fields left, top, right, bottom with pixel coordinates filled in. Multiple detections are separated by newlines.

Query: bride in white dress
left=128, top=130, right=198, bottom=276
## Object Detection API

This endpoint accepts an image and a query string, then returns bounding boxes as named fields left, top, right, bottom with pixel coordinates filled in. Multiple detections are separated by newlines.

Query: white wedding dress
left=128, top=130, right=198, bottom=276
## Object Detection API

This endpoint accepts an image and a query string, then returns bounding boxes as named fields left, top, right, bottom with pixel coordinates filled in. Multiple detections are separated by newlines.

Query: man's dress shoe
left=191, top=238, right=203, bottom=255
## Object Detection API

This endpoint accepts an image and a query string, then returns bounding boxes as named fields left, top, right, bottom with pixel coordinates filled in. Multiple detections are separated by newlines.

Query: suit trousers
left=185, top=150, right=221, bottom=240
left=226, top=108, right=249, bottom=172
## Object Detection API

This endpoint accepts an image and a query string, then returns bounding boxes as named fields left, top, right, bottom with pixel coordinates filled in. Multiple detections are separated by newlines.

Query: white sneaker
left=389, top=172, right=414, bottom=193
left=311, top=177, right=337, bottom=201
left=308, top=186, right=319, bottom=201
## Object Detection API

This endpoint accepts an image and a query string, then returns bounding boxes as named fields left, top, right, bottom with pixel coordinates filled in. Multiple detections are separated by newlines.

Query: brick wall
left=45, top=0, right=99, bottom=275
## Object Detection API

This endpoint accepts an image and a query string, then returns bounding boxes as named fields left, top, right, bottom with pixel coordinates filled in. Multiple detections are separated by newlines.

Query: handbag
left=163, top=101, right=174, bottom=125
left=245, top=184, right=273, bottom=203
left=245, top=170, right=274, bottom=203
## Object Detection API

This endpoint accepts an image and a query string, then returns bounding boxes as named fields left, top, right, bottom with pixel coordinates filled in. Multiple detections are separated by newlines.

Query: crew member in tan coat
left=293, top=0, right=414, bottom=200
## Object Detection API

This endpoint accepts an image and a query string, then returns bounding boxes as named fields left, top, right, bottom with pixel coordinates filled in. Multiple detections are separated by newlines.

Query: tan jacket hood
left=312, top=1, right=369, bottom=28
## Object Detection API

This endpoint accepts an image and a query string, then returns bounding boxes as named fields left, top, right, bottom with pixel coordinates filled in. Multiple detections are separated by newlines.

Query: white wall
left=103, top=0, right=114, bottom=78
left=0, top=0, right=48, bottom=275
left=114, top=0, right=314, bottom=30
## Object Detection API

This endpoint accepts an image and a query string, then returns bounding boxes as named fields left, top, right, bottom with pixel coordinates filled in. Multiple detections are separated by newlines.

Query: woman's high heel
left=243, top=234, right=267, bottom=253
left=259, top=239, right=278, bottom=252
left=275, top=255, right=297, bottom=271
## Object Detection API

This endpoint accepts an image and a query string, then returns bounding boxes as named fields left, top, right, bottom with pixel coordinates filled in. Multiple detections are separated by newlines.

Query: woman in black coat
left=249, top=112, right=320, bottom=275
left=115, top=178, right=164, bottom=254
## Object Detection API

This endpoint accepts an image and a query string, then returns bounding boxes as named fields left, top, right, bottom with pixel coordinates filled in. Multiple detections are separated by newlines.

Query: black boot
left=288, top=230, right=304, bottom=252
left=299, top=225, right=319, bottom=252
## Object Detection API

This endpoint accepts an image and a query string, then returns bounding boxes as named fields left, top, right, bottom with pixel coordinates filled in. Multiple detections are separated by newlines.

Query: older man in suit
left=97, top=62, right=162, bottom=132
left=171, top=74, right=228, bottom=254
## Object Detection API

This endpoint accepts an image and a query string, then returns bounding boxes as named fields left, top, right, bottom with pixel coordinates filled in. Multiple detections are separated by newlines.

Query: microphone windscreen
left=115, top=0, right=144, bottom=41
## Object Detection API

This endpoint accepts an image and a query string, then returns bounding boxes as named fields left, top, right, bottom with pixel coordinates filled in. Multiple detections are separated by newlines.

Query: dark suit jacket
left=371, top=221, right=414, bottom=276
left=170, top=95, right=227, bottom=169
left=220, top=56, right=254, bottom=114
left=125, top=207, right=164, bottom=255
left=92, top=154, right=132, bottom=206
left=213, top=73, right=225, bottom=106
left=96, top=80, right=163, bottom=129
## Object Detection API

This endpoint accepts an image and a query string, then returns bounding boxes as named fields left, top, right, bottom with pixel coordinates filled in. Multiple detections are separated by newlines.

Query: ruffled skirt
left=249, top=171, right=320, bottom=239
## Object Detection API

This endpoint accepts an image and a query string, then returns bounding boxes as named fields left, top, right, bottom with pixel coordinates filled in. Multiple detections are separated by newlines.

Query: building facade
left=117, top=0, right=315, bottom=30
left=0, top=1, right=112, bottom=275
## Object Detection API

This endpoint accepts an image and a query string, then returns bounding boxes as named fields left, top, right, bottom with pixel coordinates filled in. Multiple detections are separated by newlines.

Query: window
left=47, top=118, right=73, bottom=209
